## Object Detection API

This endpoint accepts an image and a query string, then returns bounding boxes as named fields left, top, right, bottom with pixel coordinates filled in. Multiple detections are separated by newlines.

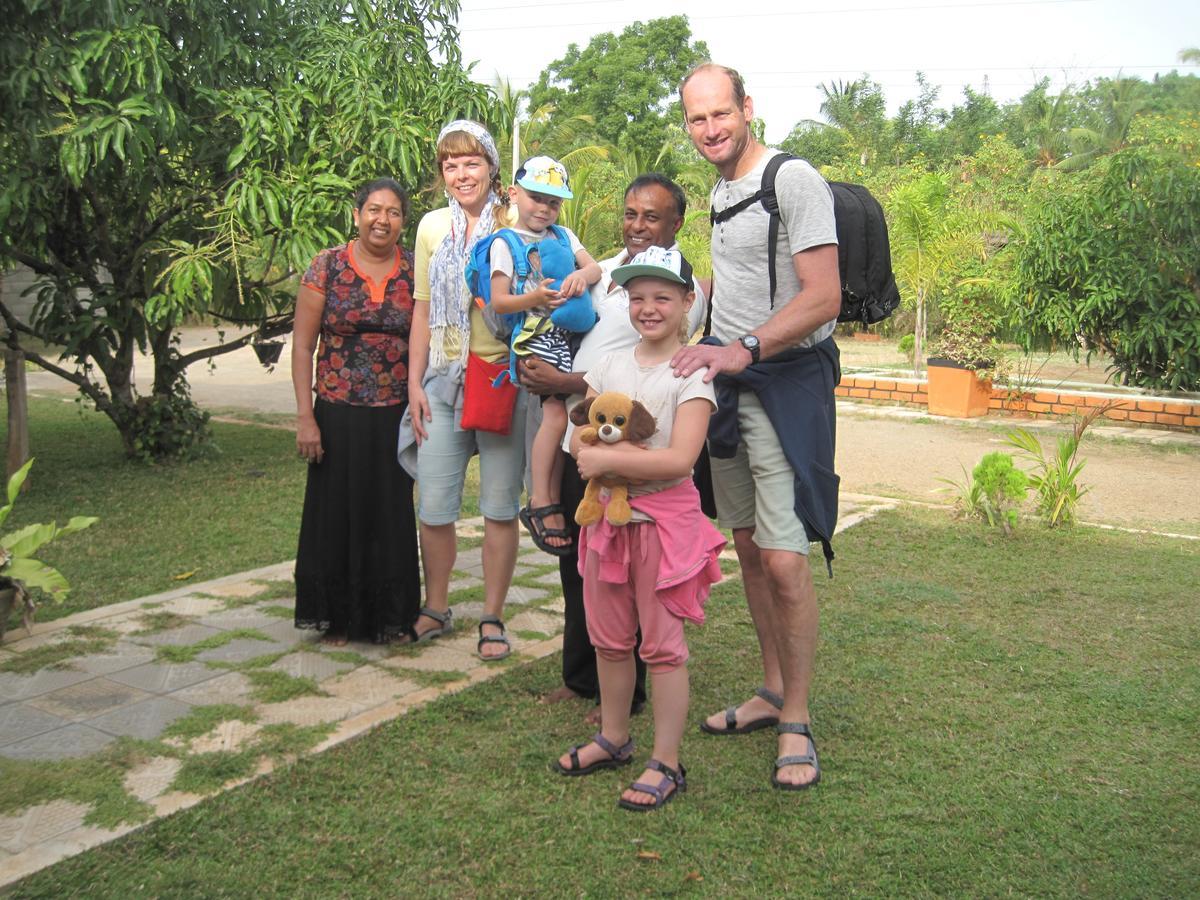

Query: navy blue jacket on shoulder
left=702, top=336, right=841, bottom=574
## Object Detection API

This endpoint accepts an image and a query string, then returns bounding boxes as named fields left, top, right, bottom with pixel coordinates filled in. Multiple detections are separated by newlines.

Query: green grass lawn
left=1, top=395, right=482, bottom=626
left=1, top=396, right=306, bottom=622
left=10, top=506, right=1198, bottom=897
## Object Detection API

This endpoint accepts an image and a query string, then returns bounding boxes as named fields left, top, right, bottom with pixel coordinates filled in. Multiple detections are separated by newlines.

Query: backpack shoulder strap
left=546, top=224, right=572, bottom=251
left=468, top=228, right=532, bottom=305
left=710, top=189, right=763, bottom=226
left=759, top=153, right=797, bottom=308
left=495, top=228, right=534, bottom=295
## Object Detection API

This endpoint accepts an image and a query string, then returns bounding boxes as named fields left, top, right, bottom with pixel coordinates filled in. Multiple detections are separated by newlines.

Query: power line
left=487, top=63, right=1192, bottom=80
left=740, top=64, right=1190, bottom=74
left=460, top=0, right=1097, bottom=32
left=465, top=0, right=611, bottom=11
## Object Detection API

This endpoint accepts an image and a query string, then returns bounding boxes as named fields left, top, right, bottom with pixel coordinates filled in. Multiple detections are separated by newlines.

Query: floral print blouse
left=301, top=242, right=415, bottom=406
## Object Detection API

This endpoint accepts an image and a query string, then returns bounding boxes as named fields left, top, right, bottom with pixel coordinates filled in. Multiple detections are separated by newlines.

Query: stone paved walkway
left=0, top=496, right=895, bottom=887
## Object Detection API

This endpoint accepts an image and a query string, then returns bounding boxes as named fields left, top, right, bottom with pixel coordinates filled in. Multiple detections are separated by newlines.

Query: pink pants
left=582, top=522, right=688, bottom=673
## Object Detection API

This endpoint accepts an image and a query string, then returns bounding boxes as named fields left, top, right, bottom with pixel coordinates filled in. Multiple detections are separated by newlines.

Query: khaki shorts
left=709, top=391, right=810, bottom=555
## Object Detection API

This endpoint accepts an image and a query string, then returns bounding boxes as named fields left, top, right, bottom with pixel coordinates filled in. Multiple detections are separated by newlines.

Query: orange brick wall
left=834, top=376, right=1200, bottom=433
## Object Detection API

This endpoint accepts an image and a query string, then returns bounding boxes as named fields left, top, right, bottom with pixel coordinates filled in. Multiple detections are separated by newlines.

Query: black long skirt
left=294, top=399, right=421, bottom=642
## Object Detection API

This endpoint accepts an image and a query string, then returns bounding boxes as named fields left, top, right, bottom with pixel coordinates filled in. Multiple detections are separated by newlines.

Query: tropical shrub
left=940, top=452, right=1028, bottom=535
left=0, top=460, right=98, bottom=624
left=1012, top=117, right=1200, bottom=391
left=1005, top=406, right=1108, bottom=527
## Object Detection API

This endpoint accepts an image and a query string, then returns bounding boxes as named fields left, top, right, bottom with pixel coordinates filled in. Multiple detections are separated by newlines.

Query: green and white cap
left=611, top=246, right=694, bottom=287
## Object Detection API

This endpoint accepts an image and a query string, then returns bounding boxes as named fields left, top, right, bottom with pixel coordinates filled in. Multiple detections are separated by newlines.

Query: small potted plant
left=926, top=290, right=1005, bottom=418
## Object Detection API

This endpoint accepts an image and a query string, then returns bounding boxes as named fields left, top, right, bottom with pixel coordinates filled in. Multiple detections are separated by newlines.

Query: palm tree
left=886, top=173, right=993, bottom=375
left=490, top=78, right=526, bottom=181
left=1057, top=77, right=1147, bottom=172
left=819, top=77, right=887, bottom=167
left=1016, top=79, right=1073, bottom=168
left=1179, top=47, right=1200, bottom=64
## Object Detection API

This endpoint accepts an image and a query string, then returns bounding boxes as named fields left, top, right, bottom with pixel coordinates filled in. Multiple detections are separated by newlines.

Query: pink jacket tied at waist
left=577, top=479, right=726, bottom=624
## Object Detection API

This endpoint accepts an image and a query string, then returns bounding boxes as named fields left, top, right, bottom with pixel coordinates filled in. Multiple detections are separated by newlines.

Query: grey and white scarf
left=426, top=120, right=501, bottom=371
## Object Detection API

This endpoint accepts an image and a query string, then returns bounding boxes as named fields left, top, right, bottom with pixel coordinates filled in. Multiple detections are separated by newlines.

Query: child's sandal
left=519, top=503, right=573, bottom=557
left=617, top=759, right=687, bottom=812
left=555, top=732, right=635, bottom=776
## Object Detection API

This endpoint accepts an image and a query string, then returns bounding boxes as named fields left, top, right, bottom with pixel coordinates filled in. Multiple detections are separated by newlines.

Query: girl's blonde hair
left=436, top=130, right=507, bottom=221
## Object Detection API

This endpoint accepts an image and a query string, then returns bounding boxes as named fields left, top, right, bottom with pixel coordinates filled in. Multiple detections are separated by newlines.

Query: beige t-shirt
left=583, top=347, right=716, bottom=512
left=413, top=206, right=511, bottom=363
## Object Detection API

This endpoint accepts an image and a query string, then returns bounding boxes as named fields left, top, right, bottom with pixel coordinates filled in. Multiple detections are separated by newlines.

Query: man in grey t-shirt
left=673, top=63, right=841, bottom=790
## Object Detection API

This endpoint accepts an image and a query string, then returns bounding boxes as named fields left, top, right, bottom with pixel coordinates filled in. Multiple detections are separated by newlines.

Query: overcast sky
left=454, top=0, right=1199, bottom=143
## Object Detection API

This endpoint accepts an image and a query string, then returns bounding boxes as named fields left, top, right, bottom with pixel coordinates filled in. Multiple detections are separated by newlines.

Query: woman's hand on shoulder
left=296, top=415, right=324, bottom=464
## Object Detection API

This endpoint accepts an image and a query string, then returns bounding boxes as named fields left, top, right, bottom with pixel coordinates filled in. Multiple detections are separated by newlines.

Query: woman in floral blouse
left=291, top=178, right=421, bottom=644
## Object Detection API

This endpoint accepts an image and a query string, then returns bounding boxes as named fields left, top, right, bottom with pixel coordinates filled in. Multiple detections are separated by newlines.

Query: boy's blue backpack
left=464, top=225, right=597, bottom=384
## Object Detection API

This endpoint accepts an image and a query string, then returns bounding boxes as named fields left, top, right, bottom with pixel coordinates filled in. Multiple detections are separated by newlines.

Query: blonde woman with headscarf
left=399, top=120, right=524, bottom=661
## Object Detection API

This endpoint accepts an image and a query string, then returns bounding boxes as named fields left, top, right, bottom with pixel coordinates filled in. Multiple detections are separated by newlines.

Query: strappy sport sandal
left=519, top=503, right=573, bottom=558
left=554, top=732, right=635, bottom=776
left=476, top=614, right=512, bottom=661
left=771, top=722, right=821, bottom=791
left=699, top=686, right=784, bottom=735
left=414, top=606, right=453, bottom=642
left=618, top=759, right=687, bottom=812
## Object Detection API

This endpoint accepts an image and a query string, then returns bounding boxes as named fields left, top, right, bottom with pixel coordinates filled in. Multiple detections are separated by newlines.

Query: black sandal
left=476, top=615, right=512, bottom=661
left=771, top=722, right=821, bottom=791
left=699, top=686, right=784, bottom=735
left=519, top=503, right=573, bottom=557
left=618, top=759, right=687, bottom=812
left=554, top=732, right=635, bottom=776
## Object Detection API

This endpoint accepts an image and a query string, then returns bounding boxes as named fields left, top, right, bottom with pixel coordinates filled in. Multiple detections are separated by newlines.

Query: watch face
left=741, top=335, right=759, bottom=350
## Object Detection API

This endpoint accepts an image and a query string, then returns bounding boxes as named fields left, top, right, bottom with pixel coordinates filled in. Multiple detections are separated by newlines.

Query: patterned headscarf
left=427, top=120, right=501, bottom=370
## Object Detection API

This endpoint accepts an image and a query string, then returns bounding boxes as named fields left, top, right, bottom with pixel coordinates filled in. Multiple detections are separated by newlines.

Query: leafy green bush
left=972, top=452, right=1028, bottom=533
left=941, top=452, right=1027, bottom=534
left=1, top=459, right=98, bottom=603
left=1013, top=117, right=1200, bottom=391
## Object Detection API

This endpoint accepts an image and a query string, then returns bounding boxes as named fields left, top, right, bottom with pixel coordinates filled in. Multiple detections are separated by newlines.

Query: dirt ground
left=24, top=328, right=1200, bottom=536
left=837, top=406, right=1199, bottom=535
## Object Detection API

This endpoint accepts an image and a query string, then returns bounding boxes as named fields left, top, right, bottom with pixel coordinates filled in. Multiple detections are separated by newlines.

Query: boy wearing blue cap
left=489, top=156, right=602, bottom=556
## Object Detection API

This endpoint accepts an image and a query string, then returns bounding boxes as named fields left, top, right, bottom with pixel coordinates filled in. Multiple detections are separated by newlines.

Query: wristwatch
left=737, top=334, right=761, bottom=364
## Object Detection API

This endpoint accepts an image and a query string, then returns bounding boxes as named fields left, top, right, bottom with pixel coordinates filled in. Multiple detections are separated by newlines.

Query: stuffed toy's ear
left=569, top=397, right=595, bottom=426
left=624, top=400, right=658, bottom=443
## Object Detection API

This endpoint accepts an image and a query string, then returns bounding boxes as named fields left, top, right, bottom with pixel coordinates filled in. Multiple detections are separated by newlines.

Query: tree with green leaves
left=779, top=120, right=853, bottom=169
left=525, top=16, right=709, bottom=173
left=818, top=76, right=889, bottom=167
left=1013, top=117, right=1200, bottom=391
left=885, top=171, right=1000, bottom=374
left=0, top=0, right=497, bottom=460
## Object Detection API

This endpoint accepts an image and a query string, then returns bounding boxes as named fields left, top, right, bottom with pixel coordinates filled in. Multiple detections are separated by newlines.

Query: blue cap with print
left=514, top=155, right=573, bottom=199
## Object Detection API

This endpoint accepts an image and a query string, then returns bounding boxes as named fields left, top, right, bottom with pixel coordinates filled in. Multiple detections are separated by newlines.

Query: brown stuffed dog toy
left=569, top=391, right=658, bottom=527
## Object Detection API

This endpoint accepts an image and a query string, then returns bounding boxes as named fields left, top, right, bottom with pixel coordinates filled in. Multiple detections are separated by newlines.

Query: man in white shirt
left=520, top=174, right=707, bottom=721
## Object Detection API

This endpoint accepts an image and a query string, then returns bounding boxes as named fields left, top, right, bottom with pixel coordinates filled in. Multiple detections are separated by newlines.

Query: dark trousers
left=559, top=449, right=647, bottom=704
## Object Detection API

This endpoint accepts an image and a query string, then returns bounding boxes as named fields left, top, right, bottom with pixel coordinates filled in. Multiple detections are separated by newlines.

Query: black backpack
left=709, top=153, right=901, bottom=325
